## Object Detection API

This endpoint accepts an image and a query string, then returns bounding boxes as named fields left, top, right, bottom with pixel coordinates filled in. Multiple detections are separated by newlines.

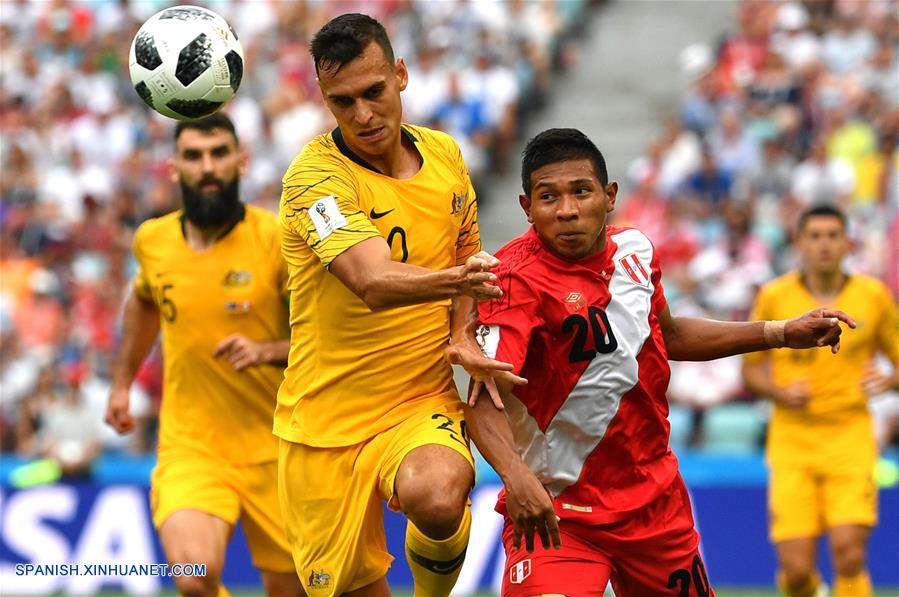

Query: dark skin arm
left=659, top=306, right=856, bottom=360
left=445, top=296, right=528, bottom=408
left=463, top=379, right=560, bottom=553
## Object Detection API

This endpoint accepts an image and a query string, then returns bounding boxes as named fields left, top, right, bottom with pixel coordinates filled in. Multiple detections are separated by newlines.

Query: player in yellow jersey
left=277, top=13, right=524, bottom=597
left=743, top=205, right=899, bottom=597
left=105, top=114, right=302, bottom=597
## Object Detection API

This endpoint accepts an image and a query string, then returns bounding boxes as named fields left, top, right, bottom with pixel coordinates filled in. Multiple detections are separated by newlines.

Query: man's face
left=317, top=42, right=407, bottom=163
left=520, top=158, right=617, bottom=261
left=171, top=127, right=246, bottom=227
left=798, top=215, right=848, bottom=274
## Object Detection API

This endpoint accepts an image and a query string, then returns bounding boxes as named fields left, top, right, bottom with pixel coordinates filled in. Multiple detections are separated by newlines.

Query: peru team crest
left=617, top=252, right=650, bottom=286
left=509, top=558, right=531, bottom=584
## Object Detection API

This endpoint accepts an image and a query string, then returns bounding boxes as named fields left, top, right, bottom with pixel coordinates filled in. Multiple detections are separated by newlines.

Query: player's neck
left=801, top=269, right=847, bottom=301
left=366, top=132, right=421, bottom=179
left=182, top=217, right=237, bottom=251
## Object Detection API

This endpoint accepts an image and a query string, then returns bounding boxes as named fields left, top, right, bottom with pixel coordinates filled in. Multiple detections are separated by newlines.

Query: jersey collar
left=331, top=125, right=421, bottom=175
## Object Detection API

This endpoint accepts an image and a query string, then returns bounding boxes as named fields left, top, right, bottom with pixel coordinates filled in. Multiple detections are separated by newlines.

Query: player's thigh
left=769, top=463, right=824, bottom=542
left=259, top=569, right=305, bottom=597
left=277, top=439, right=391, bottom=596
left=609, top=479, right=714, bottom=597
left=827, top=524, right=871, bottom=573
left=500, top=518, right=611, bottom=597
left=157, top=509, right=232, bottom=576
left=380, top=401, right=474, bottom=513
left=821, top=456, right=878, bottom=530
left=151, top=454, right=239, bottom=572
left=236, top=460, right=298, bottom=576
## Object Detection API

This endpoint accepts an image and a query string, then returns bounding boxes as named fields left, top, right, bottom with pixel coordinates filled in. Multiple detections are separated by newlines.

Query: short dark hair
left=798, top=204, right=847, bottom=231
left=174, top=113, right=239, bottom=145
left=310, top=13, right=394, bottom=76
left=521, top=128, right=608, bottom=194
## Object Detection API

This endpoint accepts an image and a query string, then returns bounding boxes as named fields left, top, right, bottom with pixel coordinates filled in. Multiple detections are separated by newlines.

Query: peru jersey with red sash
left=478, top=225, right=677, bottom=524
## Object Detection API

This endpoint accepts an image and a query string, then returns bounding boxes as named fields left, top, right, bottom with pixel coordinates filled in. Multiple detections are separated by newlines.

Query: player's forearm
left=258, top=340, right=290, bottom=367
left=354, top=260, right=468, bottom=311
left=111, top=293, right=160, bottom=390
left=448, top=295, right=478, bottom=344
left=463, top=387, right=528, bottom=484
left=665, top=317, right=769, bottom=361
left=741, top=360, right=781, bottom=400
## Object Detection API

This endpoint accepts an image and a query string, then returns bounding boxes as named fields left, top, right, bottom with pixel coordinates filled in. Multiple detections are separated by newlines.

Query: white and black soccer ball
left=129, top=5, right=243, bottom=121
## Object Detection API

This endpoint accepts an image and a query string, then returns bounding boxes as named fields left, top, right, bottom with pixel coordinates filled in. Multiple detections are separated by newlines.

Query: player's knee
left=402, top=480, right=468, bottom=539
left=781, top=567, right=816, bottom=594
left=832, top=539, right=865, bottom=576
left=174, top=572, right=219, bottom=597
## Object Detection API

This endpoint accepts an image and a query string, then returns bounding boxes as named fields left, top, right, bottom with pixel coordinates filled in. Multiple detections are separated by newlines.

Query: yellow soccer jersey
left=132, top=205, right=289, bottom=464
left=747, top=271, right=899, bottom=418
left=276, top=124, right=481, bottom=447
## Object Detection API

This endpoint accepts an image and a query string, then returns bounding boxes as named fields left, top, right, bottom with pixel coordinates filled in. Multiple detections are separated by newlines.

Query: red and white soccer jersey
left=478, top=225, right=678, bottom=523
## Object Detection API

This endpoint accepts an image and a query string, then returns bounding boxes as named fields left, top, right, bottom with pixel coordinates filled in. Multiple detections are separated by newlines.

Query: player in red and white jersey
left=461, top=128, right=856, bottom=597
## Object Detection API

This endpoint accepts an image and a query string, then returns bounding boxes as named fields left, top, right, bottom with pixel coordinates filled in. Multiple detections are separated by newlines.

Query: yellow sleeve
left=451, top=140, right=482, bottom=265
left=876, top=284, right=899, bottom=366
left=743, top=284, right=774, bottom=364
left=280, top=151, right=381, bottom=268
left=131, top=225, right=153, bottom=302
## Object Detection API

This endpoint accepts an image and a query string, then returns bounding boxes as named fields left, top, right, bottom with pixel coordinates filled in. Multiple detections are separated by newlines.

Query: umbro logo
left=369, top=207, right=394, bottom=219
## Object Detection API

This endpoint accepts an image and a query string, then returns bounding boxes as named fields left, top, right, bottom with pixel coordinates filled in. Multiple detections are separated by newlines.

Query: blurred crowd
left=610, top=0, right=898, bottom=450
left=0, top=0, right=593, bottom=468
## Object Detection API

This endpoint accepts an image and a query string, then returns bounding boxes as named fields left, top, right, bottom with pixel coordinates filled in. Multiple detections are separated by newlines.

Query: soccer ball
left=129, top=5, right=244, bottom=121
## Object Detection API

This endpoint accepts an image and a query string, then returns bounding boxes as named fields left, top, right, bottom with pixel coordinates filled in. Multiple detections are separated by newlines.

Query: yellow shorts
left=768, top=413, right=878, bottom=542
left=150, top=451, right=295, bottom=573
left=277, top=399, right=474, bottom=596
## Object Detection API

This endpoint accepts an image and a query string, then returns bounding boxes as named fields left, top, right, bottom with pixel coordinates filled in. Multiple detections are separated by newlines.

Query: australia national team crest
left=617, top=252, right=650, bottom=286
left=306, top=569, right=331, bottom=590
left=451, top=191, right=466, bottom=215
left=509, top=559, right=531, bottom=584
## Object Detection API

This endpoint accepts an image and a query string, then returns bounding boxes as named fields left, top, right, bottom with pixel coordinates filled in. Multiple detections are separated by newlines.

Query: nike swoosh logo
left=369, top=208, right=394, bottom=219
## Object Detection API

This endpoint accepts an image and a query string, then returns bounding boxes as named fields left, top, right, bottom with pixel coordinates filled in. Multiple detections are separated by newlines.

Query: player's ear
left=238, top=147, right=249, bottom=178
left=168, top=157, right=179, bottom=184
left=519, top=194, right=533, bottom=223
left=395, top=57, right=408, bottom=92
left=605, top=181, right=618, bottom=213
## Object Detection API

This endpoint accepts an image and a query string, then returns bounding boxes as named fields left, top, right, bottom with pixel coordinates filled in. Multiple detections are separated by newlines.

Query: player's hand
left=862, top=366, right=895, bottom=396
left=504, top=461, right=562, bottom=552
left=458, top=251, right=502, bottom=301
left=774, top=382, right=810, bottom=409
left=213, top=334, right=264, bottom=371
left=445, top=315, right=527, bottom=410
left=105, top=387, right=135, bottom=434
left=784, top=308, right=856, bottom=354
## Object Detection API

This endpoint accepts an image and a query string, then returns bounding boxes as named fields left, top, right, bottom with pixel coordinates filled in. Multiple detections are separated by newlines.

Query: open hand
left=784, top=308, right=856, bottom=354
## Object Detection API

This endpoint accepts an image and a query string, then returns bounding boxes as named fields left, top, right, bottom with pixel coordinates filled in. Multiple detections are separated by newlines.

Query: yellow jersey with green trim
left=276, top=124, right=481, bottom=447
left=746, top=271, right=899, bottom=421
left=132, top=205, right=289, bottom=464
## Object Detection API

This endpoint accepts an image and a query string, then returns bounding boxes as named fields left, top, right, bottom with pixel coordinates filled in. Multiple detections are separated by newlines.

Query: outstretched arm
left=463, top=380, right=559, bottom=553
left=660, top=305, right=857, bottom=361
left=106, top=290, right=160, bottom=434
left=329, top=238, right=501, bottom=311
